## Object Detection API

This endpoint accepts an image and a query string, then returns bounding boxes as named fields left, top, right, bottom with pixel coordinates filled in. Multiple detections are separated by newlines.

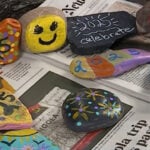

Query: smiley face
left=25, top=15, right=67, bottom=53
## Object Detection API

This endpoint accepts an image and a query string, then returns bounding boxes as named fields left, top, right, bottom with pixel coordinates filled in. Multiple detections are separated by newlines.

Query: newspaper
left=92, top=112, right=150, bottom=150
left=38, top=0, right=150, bottom=102
left=1, top=53, right=150, bottom=150
left=0, top=0, right=149, bottom=149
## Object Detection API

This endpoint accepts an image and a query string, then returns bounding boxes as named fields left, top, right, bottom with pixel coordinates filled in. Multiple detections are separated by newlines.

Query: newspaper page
left=96, top=64, right=150, bottom=103
left=38, top=0, right=150, bottom=102
left=0, top=53, right=50, bottom=97
left=92, top=112, right=150, bottom=150
left=0, top=53, right=150, bottom=150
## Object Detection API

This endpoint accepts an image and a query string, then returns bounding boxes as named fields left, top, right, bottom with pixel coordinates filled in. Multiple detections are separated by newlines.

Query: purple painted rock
left=67, top=11, right=136, bottom=55
left=62, top=88, right=124, bottom=132
left=69, top=48, right=150, bottom=79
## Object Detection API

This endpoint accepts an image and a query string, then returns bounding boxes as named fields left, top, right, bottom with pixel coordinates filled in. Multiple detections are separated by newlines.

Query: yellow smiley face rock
left=19, top=7, right=67, bottom=53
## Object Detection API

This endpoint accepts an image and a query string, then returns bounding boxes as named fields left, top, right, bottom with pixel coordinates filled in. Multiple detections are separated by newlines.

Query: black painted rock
left=67, top=11, right=137, bottom=55
left=62, top=88, right=124, bottom=132
left=0, top=0, right=45, bottom=21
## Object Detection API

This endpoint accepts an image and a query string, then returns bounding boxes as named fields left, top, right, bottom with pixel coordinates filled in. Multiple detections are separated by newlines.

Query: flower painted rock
left=69, top=48, right=150, bottom=79
left=19, top=7, right=67, bottom=53
left=136, top=1, right=150, bottom=34
left=67, top=11, right=136, bottom=55
left=0, top=18, right=21, bottom=65
left=0, top=129, right=60, bottom=150
left=0, top=89, right=32, bottom=130
left=62, top=88, right=124, bottom=132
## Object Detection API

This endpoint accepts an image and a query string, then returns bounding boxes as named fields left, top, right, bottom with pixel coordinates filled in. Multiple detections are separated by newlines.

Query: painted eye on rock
left=34, top=25, right=43, bottom=34
left=50, top=21, right=58, bottom=31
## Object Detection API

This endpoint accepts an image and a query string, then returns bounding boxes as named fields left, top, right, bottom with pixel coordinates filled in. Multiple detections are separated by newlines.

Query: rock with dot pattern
left=62, top=88, right=124, bottom=132
left=0, top=18, right=21, bottom=65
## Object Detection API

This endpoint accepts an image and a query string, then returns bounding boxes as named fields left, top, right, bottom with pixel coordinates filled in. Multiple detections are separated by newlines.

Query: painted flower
left=85, top=89, right=105, bottom=101
left=66, top=92, right=86, bottom=105
left=98, top=100, right=121, bottom=118
left=72, top=105, right=94, bottom=121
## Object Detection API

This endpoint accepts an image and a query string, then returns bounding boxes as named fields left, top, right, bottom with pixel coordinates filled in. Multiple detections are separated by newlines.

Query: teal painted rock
left=62, top=88, right=124, bottom=132
left=0, top=129, right=60, bottom=150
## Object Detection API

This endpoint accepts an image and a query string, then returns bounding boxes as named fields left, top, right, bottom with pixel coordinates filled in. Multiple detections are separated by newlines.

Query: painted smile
left=39, top=33, right=57, bottom=45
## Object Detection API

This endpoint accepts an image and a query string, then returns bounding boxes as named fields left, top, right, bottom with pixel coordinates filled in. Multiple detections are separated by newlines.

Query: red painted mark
left=28, top=103, right=40, bottom=113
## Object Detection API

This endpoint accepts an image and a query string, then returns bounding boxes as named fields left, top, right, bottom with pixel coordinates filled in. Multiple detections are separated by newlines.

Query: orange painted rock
left=0, top=18, right=21, bottom=65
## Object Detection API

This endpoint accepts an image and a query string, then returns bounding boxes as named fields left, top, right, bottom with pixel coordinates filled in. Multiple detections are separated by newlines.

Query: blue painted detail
left=65, top=105, right=69, bottom=109
left=68, top=113, right=72, bottom=117
left=76, top=121, right=82, bottom=126
left=75, top=60, right=87, bottom=72
left=96, top=112, right=100, bottom=116
left=108, top=53, right=123, bottom=61
left=88, top=101, right=92, bottom=104
left=104, top=91, right=108, bottom=95
left=128, top=49, right=140, bottom=55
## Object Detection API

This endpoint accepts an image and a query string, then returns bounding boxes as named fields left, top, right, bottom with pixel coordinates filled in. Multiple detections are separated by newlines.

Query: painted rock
left=67, top=11, right=136, bottom=55
left=19, top=7, right=67, bottom=53
left=69, top=48, right=150, bottom=79
left=0, top=129, right=60, bottom=150
left=0, top=18, right=21, bottom=65
left=62, top=88, right=124, bottom=132
left=0, top=0, right=45, bottom=20
left=136, top=1, right=150, bottom=34
left=0, top=89, right=32, bottom=130
left=0, top=77, right=15, bottom=93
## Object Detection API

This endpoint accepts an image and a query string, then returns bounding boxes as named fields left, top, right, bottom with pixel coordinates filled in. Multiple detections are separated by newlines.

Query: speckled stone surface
left=67, top=11, right=136, bottom=55
left=62, top=88, right=124, bottom=132
left=136, top=1, right=150, bottom=34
